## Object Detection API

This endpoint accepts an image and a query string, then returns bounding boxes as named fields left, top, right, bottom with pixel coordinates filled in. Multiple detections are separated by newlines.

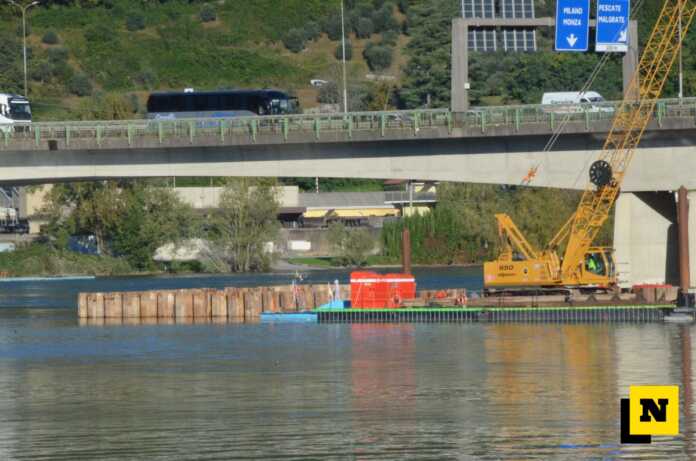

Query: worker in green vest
left=587, top=255, right=598, bottom=274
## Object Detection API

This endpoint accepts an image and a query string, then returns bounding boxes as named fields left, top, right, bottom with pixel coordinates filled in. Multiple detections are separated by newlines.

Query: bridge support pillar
left=613, top=191, right=679, bottom=288
left=688, top=191, right=696, bottom=290
left=451, top=19, right=469, bottom=112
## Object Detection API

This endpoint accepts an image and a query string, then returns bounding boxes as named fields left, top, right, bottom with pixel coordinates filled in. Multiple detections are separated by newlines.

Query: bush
left=42, top=30, right=59, bottom=45
left=283, top=28, right=306, bottom=53
left=363, top=44, right=393, bottom=71
left=125, top=14, right=146, bottom=32
left=304, top=21, right=321, bottom=41
left=372, top=5, right=399, bottom=32
left=134, top=70, right=157, bottom=89
left=199, top=5, right=216, bottom=23
left=355, top=17, right=374, bottom=39
left=334, top=40, right=352, bottom=61
left=328, top=223, right=374, bottom=267
left=31, top=61, right=53, bottom=83
left=84, top=24, right=115, bottom=43
left=68, top=74, right=92, bottom=96
left=318, top=81, right=339, bottom=104
left=47, top=47, right=69, bottom=65
left=382, top=30, right=399, bottom=46
left=324, top=15, right=343, bottom=41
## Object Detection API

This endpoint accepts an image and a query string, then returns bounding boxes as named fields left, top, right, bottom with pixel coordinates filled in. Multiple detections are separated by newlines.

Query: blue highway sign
left=555, top=0, right=590, bottom=52
left=596, top=0, right=630, bottom=52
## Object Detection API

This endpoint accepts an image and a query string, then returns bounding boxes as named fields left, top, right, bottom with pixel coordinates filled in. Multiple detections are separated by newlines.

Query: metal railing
left=2, top=97, right=696, bottom=149
left=384, top=191, right=438, bottom=203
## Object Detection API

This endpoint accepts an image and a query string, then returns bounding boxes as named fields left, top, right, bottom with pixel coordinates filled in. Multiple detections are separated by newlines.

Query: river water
left=0, top=267, right=694, bottom=459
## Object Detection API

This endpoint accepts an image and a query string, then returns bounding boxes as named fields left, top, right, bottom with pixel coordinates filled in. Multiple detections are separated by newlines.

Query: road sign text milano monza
left=555, top=0, right=591, bottom=52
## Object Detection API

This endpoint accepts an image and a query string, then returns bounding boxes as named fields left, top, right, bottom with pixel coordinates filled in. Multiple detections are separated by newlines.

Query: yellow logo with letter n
left=629, top=385, right=679, bottom=436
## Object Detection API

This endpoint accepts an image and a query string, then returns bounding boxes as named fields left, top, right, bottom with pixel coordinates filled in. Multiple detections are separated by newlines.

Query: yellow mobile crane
left=484, top=0, right=696, bottom=290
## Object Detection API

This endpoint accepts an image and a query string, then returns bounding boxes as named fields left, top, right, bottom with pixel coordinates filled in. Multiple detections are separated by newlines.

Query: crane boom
left=561, top=0, right=696, bottom=284
left=484, top=0, right=696, bottom=289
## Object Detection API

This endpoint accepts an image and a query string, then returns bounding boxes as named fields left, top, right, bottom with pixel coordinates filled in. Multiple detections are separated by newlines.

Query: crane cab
left=578, top=247, right=615, bottom=288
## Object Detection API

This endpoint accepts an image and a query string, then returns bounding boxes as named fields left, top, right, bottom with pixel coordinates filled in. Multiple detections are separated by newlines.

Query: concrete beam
left=1, top=130, right=696, bottom=192
left=450, top=18, right=638, bottom=110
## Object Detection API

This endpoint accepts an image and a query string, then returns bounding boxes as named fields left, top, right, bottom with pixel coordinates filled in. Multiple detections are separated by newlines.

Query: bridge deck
left=2, top=98, right=695, bottom=151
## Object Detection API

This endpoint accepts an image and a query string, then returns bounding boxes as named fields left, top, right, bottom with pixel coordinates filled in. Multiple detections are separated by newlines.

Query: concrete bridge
left=3, top=98, right=696, bottom=290
left=1, top=98, right=695, bottom=192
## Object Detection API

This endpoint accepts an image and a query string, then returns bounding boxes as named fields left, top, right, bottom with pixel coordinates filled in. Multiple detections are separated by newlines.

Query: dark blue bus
left=146, top=89, right=299, bottom=119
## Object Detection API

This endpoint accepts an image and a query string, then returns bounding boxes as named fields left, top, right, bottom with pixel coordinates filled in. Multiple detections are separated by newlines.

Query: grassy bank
left=0, top=244, right=135, bottom=277
left=287, top=255, right=401, bottom=268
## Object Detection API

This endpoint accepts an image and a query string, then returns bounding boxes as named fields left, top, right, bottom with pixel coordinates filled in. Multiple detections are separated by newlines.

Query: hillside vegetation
left=0, top=0, right=689, bottom=271
left=1, top=0, right=692, bottom=119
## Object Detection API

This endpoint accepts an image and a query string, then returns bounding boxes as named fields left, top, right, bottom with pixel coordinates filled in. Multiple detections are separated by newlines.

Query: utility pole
left=7, top=0, right=40, bottom=98
left=679, top=2, right=684, bottom=101
left=340, top=0, right=349, bottom=113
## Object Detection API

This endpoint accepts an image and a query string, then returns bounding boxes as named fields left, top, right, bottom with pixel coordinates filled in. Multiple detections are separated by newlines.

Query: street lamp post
left=340, top=0, right=348, bottom=113
left=7, top=0, right=40, bottom=97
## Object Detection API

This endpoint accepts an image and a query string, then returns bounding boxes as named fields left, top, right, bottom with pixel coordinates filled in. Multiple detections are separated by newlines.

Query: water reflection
left=1, top=310, right=696, bottom=458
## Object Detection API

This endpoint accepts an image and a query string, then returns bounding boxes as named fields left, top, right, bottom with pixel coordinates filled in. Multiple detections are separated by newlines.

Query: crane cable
left=524, top=0, right=647, bottom=185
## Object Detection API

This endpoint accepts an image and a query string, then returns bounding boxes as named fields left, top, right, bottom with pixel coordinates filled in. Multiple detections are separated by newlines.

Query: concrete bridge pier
left=688, top=190, right=696, bottom=291
left=613, top=189, right=696, bottom=291
left=613, top=191, right=679, bottom=288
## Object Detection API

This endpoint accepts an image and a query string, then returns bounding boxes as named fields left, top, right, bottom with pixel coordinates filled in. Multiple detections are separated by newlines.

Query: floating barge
left=77, top=283, right=681, bottom=325
left=315, top=305, right=672, bottom=324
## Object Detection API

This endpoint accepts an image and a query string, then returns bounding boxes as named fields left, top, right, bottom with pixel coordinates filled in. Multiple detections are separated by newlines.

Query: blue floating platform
left=260, top=312, right=318, bottom=323
left=0, top=275, right=97, bottom=283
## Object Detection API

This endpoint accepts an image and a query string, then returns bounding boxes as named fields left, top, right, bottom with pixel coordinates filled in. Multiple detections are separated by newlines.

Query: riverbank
left=285, top=256, right=480, bottom=270
left=0, top=244, right=136, bottom=277
left=0, top=244, right=480, bottom=278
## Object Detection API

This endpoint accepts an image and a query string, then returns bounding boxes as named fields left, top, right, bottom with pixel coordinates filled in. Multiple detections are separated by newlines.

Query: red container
left=350, top=272, right=416, bottom=309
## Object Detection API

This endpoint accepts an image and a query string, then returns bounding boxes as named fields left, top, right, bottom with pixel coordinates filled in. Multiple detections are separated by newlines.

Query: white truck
left=0, top=93, right=32, bottom=133
left=541, top=91, right=614, bottom=114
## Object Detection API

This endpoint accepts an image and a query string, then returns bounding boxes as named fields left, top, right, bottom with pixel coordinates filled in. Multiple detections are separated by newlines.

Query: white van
left=0, top=93, right=32, bottom=133
left=541, top=91, right=613, bottom=114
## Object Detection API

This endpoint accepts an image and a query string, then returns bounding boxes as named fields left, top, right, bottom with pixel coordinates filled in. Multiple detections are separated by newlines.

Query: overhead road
left=1, top=99, right=696, bottom=190
left=1, top=98, right=696, bottom=152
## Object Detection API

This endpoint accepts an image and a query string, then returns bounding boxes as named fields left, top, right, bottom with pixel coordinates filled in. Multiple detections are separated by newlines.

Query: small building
left=384, top=180, right=438, bottom=216
left=299, top=192, right=399, bottom=228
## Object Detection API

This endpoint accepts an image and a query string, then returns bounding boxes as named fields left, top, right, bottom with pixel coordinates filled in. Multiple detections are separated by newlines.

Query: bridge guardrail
left=2, top=98, right=696, bottom=148
left=384, top=191, right=438, bottom=203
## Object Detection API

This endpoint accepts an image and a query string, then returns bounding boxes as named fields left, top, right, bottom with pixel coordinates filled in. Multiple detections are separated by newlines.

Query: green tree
left=68, top=74, right=92, bottom=96
left=44, top=182, right=123, bottom=255
left=363, top=43, right=393, bottom=71
left=199, top=5, right=217, bottom=23
left=328, top=222, right=375, bottom=266
left=324, top=14, right=343, bottom=41
left=304, top=20, right=321, bottom=41
left=371, top=5, right=398, bottom=33
left=125, top=14, right=146, bottom=32
left=335, top=40, right=352, bottom=60
left=109, top=185, right=199, bottom=270
left=283, top=28, right=306, bottom=53
left=399, top=0, right=457, bottom=108
left=43, top=181, right=199, bottom=270
left=208, top=178, right=280, bottom=272
left=42, top=30, right=59, bottom=45
left=355, top=17, right=374, bottom=38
